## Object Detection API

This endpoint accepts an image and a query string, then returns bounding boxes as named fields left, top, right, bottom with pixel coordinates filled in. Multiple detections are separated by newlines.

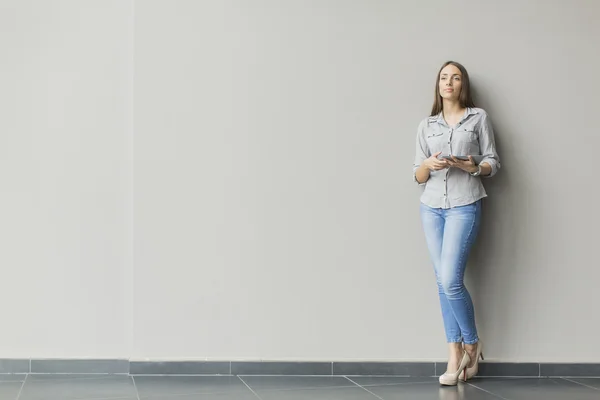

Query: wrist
left=469, top=165, right=481, bottom=175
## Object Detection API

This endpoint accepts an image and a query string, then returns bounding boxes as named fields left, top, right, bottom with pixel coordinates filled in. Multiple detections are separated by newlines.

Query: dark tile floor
left=1, top=374, right=599, bottom=399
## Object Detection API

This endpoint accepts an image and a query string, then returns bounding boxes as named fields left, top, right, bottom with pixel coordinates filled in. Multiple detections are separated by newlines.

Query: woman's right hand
left=423, top=151, right=448, bottom=171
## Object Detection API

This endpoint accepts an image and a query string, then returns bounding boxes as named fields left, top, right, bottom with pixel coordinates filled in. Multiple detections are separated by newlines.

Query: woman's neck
left=442, top=100, right=466, bottom=119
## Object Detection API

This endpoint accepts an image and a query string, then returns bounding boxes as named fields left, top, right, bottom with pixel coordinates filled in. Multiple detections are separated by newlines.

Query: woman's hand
left=446, top=156, right=479, bottom=174
left=423, top=151, right=448, bottom=171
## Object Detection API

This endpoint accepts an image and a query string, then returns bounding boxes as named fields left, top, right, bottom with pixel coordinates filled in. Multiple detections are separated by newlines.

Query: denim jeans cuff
left=463, top=337, right=479, bottom=345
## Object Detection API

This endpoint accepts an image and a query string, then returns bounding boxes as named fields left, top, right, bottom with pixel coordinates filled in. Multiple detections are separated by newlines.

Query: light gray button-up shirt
left=412, top=107, right=500, bottom=209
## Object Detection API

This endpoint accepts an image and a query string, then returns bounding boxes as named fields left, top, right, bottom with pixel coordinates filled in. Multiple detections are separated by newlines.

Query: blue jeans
left=420, top=200, right=481, bottom=344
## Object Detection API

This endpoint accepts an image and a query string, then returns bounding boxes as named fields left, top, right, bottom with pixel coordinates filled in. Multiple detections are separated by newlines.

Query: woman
left=412, top=61, right=500, bottom=385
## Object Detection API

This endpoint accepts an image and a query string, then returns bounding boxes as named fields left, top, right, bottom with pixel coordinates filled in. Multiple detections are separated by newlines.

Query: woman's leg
left=439, top=200, right=482, bottom=345
left=420, top=204, right=462, bottom=343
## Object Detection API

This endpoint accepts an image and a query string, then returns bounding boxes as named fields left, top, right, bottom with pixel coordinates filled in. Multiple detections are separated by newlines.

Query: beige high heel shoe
left=439, top=350, right=471, bottom=386
left=459, top=341, right=484, bottom=381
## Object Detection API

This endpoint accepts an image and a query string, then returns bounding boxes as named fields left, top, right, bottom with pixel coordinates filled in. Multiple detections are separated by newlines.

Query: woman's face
left=438, top=64, right=462, bottom=101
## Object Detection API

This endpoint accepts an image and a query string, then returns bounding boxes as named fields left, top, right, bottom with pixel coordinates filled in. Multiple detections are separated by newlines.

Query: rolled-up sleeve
left=412, top=120, right=429, bottom=185
left=478, top=112, right=500, bottom=177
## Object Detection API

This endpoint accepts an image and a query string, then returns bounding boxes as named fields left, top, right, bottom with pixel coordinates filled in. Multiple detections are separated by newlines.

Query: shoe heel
left=439, top=351, right=470, bottom=386
left=480, top=352, right=484, bottom=361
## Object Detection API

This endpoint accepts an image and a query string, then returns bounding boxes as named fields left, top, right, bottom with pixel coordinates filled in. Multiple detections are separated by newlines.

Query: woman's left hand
left=446, top=156, right=479, bottom=174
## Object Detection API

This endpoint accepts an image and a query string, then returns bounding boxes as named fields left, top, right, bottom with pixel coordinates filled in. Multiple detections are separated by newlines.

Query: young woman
left=412, top=61, right=500, bottom=385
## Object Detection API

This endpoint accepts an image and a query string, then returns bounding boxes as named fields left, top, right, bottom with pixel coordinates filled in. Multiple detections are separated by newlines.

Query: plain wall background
left=2, top=0, right=599, bottom=362
left=0, top=0, right=133, bottom=357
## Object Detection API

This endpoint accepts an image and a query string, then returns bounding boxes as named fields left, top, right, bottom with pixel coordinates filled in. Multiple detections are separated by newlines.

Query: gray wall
left=134, top=0, right=600, bottom=362
left=0, top=0, right=132, bottom=357
left=2, top=0, right=599, bottom=363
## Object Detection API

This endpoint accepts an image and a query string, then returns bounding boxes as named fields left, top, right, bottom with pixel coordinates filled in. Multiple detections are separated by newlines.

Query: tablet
left=438, top=155, right=485, bottom=165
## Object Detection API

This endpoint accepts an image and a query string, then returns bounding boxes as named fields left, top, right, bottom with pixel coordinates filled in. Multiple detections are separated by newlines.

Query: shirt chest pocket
left=453, top=127, right=479, bottom=154
left=454, top=127, right=477, bottom=143
left=426, top=131, right=445, bottom=145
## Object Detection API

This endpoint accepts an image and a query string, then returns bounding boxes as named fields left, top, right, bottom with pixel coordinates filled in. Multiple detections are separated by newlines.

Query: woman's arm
left=477, top=112, right=500, bottom=177
left=415, top=163, right=431, bottom=184
left=413, top=120, right=430, bottom=185
left=478, top=162, right=493, bottom=176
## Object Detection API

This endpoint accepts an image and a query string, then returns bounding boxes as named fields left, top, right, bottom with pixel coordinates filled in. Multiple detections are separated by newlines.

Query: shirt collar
left=429, top=107, right=478, bottom=125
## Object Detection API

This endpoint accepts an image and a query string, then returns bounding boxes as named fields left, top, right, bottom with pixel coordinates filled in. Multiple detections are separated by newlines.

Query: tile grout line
left=238, top=374, right=412, bottom=377
left=128, top=374, right=233, bottom=377
left=53, top=396, right=136, bottom=400
left=238, top=384, right=361, bottom=394
left=129, top=384, right=275, bottom=399
left=466, top=382, right=510, bottom=400
left=344, top=376, right=385, bottom=400
left=562, top=377, right=600, bottom=391
left=15, top=374, right=27, bottom=400
left=361, top=381, right=437, bottom=388
left=131, top=375, right=141, bottom=400
left=238, top=376, right=264, bottom=400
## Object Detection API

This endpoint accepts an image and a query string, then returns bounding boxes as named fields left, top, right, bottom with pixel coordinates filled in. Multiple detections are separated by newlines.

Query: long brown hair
left=430, top=61, right=475, bottom=116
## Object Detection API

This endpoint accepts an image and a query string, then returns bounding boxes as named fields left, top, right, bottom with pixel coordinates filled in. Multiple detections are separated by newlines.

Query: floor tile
left=241, top=376, right=356, bottom=391
left=133, top=376, right=250, bottom=398
left=350, top=376, right=440, bottom=386
left=4, top=374, right=598, bottom=400
left=20, top=374, right=137, bottom=400
left=241, top=374, right=378, bottom=399
left=254, top=386, right=381, bottom=400
left=564, top=378, right=600, bottom=390
left=469, top=377, right=600, bottom=400
left=138, top=392, right=259, bottom=400
left=349, top=377, right=501, bottom=399
left=0, top=382, right=23, bottom=400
